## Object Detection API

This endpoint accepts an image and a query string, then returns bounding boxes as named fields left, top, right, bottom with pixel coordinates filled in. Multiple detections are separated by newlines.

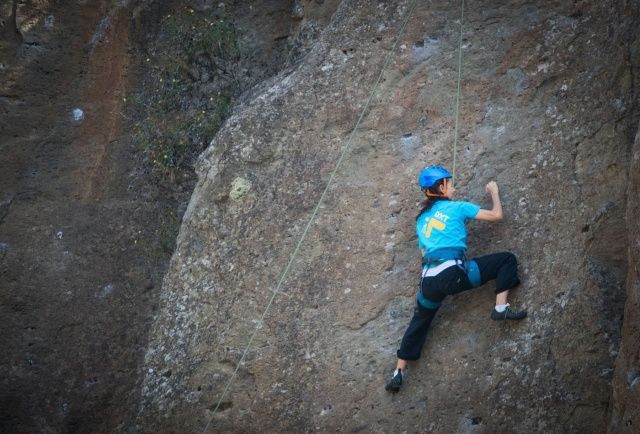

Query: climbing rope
left=201, top=1, right=419, bottom=432
left=451, top=0, right=465, bottom=185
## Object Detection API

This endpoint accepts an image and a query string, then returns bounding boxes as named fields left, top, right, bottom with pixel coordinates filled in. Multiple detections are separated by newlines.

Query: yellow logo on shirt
left=425, top=218, right=446, bottom=237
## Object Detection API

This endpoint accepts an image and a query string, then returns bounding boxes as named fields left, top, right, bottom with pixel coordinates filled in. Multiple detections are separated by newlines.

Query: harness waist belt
left=422, top=247, right=465, bottom=264
left=421, top=259, right=459, bottom=278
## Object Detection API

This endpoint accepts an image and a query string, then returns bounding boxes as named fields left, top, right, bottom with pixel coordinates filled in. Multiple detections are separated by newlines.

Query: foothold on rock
left=412, top=37, right=439, bottom=61
left=217, top=401, right=232, bottom=411
left=320, top=404, right=333, bottom=416
left=471, top=416, right=482, bottom=425
left=44, top=16, right=55, bottom=29
left=229, top=177, right=251, bottom=201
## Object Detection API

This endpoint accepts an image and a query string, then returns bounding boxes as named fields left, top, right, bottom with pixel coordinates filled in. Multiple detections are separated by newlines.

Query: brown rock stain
left=74, top=7, right=132, bottom=201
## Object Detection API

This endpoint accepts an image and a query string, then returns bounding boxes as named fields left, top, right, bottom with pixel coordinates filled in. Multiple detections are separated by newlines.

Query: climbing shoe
left=385, top=368, right=404, bottom=393
left=491, top=305, right=527, bottom=321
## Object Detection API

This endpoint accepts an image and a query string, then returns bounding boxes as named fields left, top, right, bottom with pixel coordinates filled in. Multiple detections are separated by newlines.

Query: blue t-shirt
left=416, top=200, right=481, bottom=257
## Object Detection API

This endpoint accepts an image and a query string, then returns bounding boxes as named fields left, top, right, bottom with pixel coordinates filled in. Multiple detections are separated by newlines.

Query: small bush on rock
left=127, top=4, right=238, bottom=181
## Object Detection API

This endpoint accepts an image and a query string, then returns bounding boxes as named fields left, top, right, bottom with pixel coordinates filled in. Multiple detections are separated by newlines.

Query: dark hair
left=416, top=179, right=449, bottom=220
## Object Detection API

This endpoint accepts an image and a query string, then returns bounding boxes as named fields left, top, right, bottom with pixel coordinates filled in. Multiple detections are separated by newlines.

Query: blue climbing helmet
left=418, top=166, right=452, bottom=189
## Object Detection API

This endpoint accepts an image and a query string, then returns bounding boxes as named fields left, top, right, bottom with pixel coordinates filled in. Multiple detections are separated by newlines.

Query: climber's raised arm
left=475, top=181, right=503, bottom=222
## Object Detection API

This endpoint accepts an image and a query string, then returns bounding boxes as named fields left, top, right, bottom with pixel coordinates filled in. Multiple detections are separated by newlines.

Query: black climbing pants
left=397, top=252, right=520, bottom=361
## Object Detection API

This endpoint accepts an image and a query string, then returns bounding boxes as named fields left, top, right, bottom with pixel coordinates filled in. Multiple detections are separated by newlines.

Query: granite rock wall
left=135, top=1, right=640, bottom=432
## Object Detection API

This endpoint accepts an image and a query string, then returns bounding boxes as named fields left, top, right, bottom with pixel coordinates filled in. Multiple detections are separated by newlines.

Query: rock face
left=0, top=2, right=151, bottom=432
left=138, top=0, right=640, bottom=432
left=2, top=0, right=638, bottom=432
left=609, top=122, right=640, bottom=432
left=0, top=1, right=333, bottom=432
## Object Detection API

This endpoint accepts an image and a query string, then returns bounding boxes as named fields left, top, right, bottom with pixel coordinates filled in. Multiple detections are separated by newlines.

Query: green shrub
left=127, top=5, right=238, bottom=179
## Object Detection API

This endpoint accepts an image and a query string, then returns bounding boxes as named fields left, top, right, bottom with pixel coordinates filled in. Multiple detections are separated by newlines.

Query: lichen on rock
left=229, top=176, right=251, bottom=201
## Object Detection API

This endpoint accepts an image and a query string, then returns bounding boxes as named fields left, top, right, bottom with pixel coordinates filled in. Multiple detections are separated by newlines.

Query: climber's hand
left=485, top=181, right=499, bottom=195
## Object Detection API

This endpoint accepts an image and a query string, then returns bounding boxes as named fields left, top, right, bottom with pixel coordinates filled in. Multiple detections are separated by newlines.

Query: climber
left=385, top=165, right=527, bottom=393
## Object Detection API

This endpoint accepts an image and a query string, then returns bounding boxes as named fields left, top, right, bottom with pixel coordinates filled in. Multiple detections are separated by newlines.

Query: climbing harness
left=201, top=1, right=420, bottom=432
left=422, top=247, right=465, bottom=264
left=416, top=258, right=481, bottom=310
left=422, top=249, right=480, bottom=287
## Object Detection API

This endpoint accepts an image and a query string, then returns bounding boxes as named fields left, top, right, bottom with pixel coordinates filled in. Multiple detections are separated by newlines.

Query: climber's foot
left=385, top=368, right=404, bottom=393
left=491, top=305, right=527, bottom=320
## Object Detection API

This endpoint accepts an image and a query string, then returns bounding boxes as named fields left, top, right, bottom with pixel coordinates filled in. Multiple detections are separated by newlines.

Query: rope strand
left=201, top=1, right=419, bottom=432
left=451, top=0, right=465, bottom=185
